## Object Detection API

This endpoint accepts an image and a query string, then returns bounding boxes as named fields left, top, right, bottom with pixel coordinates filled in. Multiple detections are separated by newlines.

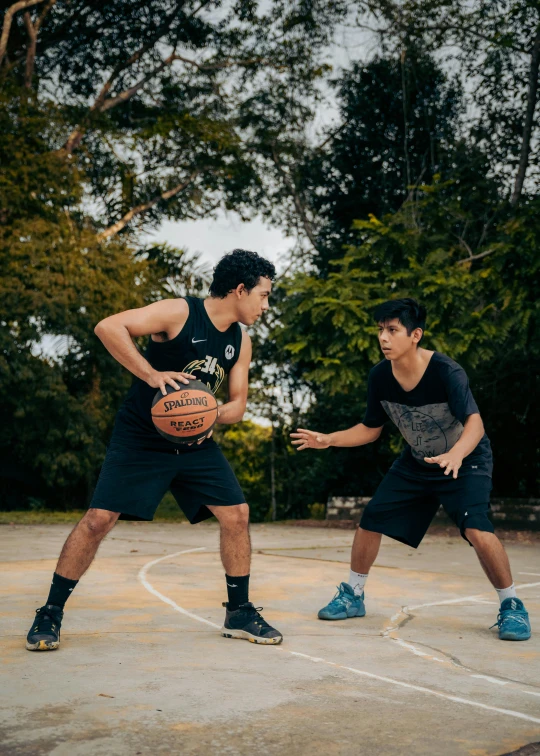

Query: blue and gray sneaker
left=318, top=582, right=366, bottom=621
left=491, top=597, right=531, bottom=641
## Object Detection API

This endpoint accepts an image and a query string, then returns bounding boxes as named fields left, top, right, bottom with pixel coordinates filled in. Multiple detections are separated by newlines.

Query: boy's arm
left=425, top=362, right=485, bottom=478
left=291, top=367, right=386, bottom=450
left=94, top=299, right=194, bottom=395
left=216, top=330, right=251, bottom=425
left=291, top=423, right=383, bottom=450
left=424, top=413, right=485, bottom=478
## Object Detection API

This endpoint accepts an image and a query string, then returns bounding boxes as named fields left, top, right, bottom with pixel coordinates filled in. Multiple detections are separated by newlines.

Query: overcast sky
left=149, top=213, right=295, bottom=275
left=146, top=19, right=374, bottom=275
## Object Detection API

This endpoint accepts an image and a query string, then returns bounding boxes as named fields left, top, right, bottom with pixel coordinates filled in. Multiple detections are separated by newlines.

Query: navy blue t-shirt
left=362, top=352, right=493, bottom=479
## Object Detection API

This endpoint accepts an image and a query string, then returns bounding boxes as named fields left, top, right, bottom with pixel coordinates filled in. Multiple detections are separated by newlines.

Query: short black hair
left=209, top=249, right=276, bottom=298
left=373, top=298, right=427, bottom=342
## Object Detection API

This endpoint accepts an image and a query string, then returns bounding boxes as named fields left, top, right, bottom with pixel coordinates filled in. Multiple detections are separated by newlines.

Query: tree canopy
left=1, top=0, right=538, bottom=514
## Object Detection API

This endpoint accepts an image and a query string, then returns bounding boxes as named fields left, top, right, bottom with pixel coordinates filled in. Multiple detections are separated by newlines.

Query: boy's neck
left=391, top=347, right=433, bottom=376
left=203, top=296, right=238, bottom=332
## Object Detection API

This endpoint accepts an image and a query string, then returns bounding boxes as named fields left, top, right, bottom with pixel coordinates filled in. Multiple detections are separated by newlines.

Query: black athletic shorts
left=89, top=440, right=246, bottom=523
left=360, top=471, right=493, bottom=549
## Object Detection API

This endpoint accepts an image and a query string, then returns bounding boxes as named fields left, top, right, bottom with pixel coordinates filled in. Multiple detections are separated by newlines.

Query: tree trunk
left=510, top=27, right=540, bottom=206
left=96, top=171, right=200, bottom=241
left=23, top=11, right=36, bottom=88
left=270, top=423, right=276, bottom=522
left=400, top=47, right=411, bottom=189
left=271, top=147, right=320, bottom=252
left=0, top=0, right=43, bottom=68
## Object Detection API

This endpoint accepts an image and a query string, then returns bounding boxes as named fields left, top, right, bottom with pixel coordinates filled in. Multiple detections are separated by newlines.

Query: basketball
left=151, top=379, right=218, bottom=444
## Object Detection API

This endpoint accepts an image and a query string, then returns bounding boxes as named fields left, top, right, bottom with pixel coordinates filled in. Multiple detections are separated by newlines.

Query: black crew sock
left=225, top=574, right=250, bottom=610
left=46, top=572, right=79, bottom=610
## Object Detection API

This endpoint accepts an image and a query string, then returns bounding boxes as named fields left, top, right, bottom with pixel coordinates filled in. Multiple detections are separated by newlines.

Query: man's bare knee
left=215, top=503, right=250, bottom=530
left=465, top=528, right=492, bottom=548
left=81, top=509, right=119, bottom=539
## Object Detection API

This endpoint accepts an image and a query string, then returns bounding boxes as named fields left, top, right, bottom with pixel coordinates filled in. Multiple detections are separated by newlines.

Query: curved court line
left=139, top=549, right=540, bottom=726
left=138, top=547, right=220, bottom=629
left=407, top=581, right=540, bottom=612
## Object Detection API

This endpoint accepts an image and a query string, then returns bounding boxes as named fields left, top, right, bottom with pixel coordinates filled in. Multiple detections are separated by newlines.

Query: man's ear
left=235, top=283, right=246, bottom=298
left=412, top=327, right=423, bottom=344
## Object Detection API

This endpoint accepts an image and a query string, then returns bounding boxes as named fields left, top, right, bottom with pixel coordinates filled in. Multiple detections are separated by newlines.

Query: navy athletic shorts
left=360, top=471, right=494, bottom=548
left=89, top=440, right=246, bottom=523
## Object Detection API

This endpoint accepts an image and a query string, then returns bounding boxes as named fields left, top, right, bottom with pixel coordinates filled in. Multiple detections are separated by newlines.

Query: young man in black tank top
left=292, top=298, right=531, bottom=641
left=26, top=250, right=283, bottom=651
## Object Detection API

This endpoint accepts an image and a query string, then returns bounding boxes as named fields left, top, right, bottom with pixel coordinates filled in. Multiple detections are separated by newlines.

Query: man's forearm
left=94, top=323, right=153, bottom=381
left=216, top=400, right=246, bottom=425
left=451, top=414, right=485, bottom=458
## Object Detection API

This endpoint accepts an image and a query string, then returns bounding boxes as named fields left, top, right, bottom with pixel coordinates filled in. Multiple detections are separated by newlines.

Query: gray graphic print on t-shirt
left=381, top=401, right=464, bottom=464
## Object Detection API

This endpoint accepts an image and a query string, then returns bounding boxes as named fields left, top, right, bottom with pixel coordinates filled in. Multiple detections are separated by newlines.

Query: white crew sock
left=495, top=583, right=517, bottom=605
left=348, top=570, right=368, bottom=597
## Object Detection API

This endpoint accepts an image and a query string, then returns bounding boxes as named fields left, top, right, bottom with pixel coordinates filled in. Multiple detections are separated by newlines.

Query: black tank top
left=111, top=296, right=243, bottom=450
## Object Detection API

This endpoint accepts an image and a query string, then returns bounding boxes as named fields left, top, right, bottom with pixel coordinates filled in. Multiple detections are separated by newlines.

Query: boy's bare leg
left=208, top=503, right=282, bottom=644
left=56, top=509, right=120, bottom=580
left=351, top=527, right=382, bottom=574
left=464, top=528, right=513, bottom=589
left=208, top=503, right=251, bottom=576
left=26, top=509, right=120, bottom=651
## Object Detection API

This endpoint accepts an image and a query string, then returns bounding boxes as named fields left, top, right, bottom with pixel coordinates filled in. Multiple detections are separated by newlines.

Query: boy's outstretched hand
left=424, top=450, right=463, bottom=479
left=290, top=428, right=331, bottom=451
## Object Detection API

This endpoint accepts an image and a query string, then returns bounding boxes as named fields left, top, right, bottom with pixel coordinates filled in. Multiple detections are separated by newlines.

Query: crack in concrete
left=382, top=604, right=540, bottom=694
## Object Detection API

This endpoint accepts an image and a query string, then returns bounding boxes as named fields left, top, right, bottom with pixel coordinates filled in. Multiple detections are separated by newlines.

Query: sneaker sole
left=499, top=633, right=531, bottom=641
left=318, top=610, right=366, bottom=621
left=220, top=628, right=283, bottom=645
left=25, top=639, right=60, bottom=651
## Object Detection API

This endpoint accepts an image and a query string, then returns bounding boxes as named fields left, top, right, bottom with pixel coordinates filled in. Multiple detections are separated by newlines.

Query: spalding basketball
left=151, top=379, right=218, bottom=444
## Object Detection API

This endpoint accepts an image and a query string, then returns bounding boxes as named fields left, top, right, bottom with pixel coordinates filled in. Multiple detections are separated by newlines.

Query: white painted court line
left=384, top=582, right=540, bottom=682
left=139, top=549, right=540, bottom=727
left=407, top=581, right=540, bottom=611
left=289, top=651, right=540, bottom=725
left=471, top=675, right=508, bottom=685
left=138, top=548, right=220, bottom=630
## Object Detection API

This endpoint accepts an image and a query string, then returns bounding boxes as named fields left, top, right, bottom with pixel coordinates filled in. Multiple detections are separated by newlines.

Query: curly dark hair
left=209, top=249, right=276, bottom=298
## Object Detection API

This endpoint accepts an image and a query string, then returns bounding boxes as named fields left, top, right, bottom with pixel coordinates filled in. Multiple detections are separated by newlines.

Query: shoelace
left=490, top=610, right=529, bottom=630
left=32, top=608, right=60, bottom=634
left=327, top=586, right=351, bottom=609
left=240, top=605, right=272, bottom=630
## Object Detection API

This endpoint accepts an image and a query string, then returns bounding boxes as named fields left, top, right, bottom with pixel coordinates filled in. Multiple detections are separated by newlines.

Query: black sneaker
left=26, top=604, right=63, bottom=651
left=221, top=602, right=283, bottom=645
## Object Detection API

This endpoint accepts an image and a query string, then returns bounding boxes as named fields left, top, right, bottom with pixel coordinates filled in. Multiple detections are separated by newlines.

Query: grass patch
left=0, top=493, right=188, bottom=525
left=153, top=491, right=187, bottom=522
left=0, top=510, right=87, bottom=525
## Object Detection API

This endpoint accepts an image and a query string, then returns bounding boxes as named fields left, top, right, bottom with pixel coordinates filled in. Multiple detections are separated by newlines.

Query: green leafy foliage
left=274, top=178, right=539, bottom=499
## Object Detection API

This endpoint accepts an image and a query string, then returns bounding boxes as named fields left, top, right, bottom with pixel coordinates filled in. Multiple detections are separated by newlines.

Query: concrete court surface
left=1, top=522, right=539, bottom=756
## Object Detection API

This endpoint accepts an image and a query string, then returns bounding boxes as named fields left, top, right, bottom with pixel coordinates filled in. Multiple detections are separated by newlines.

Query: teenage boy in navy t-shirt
left=291, top=298, right=531, bottom=641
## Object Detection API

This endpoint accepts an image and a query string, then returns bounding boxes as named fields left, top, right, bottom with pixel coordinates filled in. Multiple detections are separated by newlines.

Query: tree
left=0, top=1, right=352, bottom=509
left=1, top=0, right=349, bottom=241
left=362, top=0, right=540, bottom=205
left=0, top=86, right=210, bottom=508
left=214, top=421, right=272, bottom=522
left=261, top=6, right=540, bottom=505
left=274, top=175, right=539, bottom=497
left=309, top=51, right=463, bottom=270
